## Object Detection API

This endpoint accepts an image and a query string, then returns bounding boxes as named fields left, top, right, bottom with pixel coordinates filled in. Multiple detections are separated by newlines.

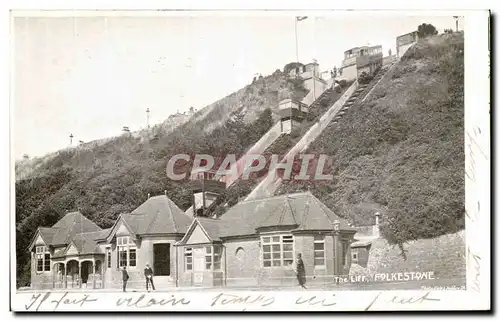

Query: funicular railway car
left=339, top=45, right=383, bottom=83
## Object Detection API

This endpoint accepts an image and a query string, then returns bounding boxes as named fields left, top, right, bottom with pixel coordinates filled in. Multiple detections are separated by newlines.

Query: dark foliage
left=417, top=23, right=439, bottom=38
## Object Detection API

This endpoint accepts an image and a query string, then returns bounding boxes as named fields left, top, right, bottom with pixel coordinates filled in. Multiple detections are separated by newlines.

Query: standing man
left=296, top=253, right=307, bottom=289
left=144, top=263, right=156, bottom=292
left=122, top=266, right=129, bottom=292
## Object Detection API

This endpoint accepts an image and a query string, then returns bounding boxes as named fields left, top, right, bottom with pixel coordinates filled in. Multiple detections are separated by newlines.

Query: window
left=314, top=235, right=325, bottom=267
left=106, top=248, right=111, bottom=268
left=185, top=248, right=193, bottom=271
left=129, top=249, right=136, bottom=267
left=213, top=246, right=222, bottom=270
left=44, top=254, right=50, bottom=271
left=261, top=235, right=294, bottom=267
left=205, top=246, right=212, bottom=270
left=35, top=246, right=50, bottom=272
left=117, top=236, right=136, bottom=268
left=204, top=245, right=222, bottom=270
left=351, top=249, right=358, bottom=263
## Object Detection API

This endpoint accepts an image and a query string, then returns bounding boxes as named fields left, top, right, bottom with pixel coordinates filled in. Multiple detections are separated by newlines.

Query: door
left=193, top=247, right=205, bottom=286
left=153, top=243, right=170, bottom=276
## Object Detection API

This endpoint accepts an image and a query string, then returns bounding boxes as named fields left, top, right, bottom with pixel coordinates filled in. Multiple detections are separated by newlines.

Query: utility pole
left=453, top=16, right=459, bottom=32
left=295, top=16, right=308, bottom=63
left=146, top=108, right=150, bottom=128
left=69, top=133, right=74, bottom=145
left=295, top=18, right=299, bottom=62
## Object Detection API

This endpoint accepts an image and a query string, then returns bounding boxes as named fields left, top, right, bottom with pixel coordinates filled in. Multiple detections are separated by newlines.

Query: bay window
left=117, top=236, right=136, bottom=268
left=35, top=246, right=50, bottom=272
left=261, top=235, right=294, bottom=267
left=204, top=245, right=222, bottom=271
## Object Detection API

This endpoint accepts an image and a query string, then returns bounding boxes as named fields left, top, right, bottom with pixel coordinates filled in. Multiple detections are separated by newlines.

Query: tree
left=417, top=23, right=438, bottom=38
left=283, top=62, right=305, bottom=74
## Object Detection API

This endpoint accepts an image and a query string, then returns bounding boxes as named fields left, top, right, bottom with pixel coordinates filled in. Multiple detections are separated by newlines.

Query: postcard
left=10, top=8, right=490, bottom=312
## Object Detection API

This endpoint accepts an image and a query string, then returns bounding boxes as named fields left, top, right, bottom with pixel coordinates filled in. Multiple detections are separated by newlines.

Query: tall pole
left=453, top=16, right=459, bottom=32
left=146, top=108, right=150, bottom=128
left=295, top=18, right=299, bottom=62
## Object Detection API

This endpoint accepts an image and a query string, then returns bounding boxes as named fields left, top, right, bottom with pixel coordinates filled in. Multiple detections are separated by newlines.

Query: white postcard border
left=8, top=8, right=490, bottom=312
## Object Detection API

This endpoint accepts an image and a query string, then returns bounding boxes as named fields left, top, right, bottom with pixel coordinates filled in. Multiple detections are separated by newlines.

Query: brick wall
left=223, top=233, right=350, bottom=287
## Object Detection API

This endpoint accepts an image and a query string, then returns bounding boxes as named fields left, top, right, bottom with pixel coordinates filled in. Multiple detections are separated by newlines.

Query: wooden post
left=64, top=262, right=68, bottom=289
left=79, top=262, right=82, bottom=288
left=93, top=261, right=96, bottom=289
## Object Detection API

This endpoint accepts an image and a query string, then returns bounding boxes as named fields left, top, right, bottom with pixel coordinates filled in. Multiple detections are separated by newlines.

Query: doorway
left=153, top=243, right=170, bottom=276
left=81, top=261, right=92, bottom=287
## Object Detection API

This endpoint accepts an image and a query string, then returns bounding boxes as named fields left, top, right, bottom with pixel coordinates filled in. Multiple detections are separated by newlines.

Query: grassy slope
left=278, top=33, right=465, bottom=245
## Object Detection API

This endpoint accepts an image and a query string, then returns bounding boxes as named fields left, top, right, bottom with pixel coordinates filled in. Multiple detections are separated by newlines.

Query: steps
left=245, top=59, right=401, bottom=201
left=245, top=82, right=359, bottom=201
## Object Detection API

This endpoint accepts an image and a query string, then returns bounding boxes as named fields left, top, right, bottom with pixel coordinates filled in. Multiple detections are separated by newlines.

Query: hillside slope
left=15, top=68, right=308, bottom=287
left=278, top=33, right=465, bottom=246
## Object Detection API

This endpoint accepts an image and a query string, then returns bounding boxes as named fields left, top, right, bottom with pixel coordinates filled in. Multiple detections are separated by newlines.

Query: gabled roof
left=107, top=195, right=193, bottom=240
left=50, top=211, right=102, bottom=245
left=28, top=211, right=103, bottom=250
left=213, top=192, right=355, bottom=238
left=176, top=217, right=229, bottom=245
left=38, top=227, right=58, bottom=244
left=70, top=233, right=102, bottom=255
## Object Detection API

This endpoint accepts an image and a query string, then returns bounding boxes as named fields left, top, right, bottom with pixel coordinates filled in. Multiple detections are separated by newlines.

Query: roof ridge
left=314, top=197, right=335, bottom=226
left=299, top=193, right=312, bottom=229
left=145, top=210, right=161, bottom=234
left=284, top=196, right=298, bottom=225
left=166, top=197, right=179, bottom=233
left=238, top=191, right=309, bottom=205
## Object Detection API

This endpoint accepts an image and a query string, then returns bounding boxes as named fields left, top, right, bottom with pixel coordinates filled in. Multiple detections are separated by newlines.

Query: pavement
left=17, top=277, right=465, bottom=293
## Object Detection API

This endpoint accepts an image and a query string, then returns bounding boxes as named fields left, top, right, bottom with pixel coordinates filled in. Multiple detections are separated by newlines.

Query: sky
left=12, top=13, right=463, bottom=159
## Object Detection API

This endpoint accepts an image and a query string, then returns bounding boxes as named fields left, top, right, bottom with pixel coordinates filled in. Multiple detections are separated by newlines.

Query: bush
left=337, top=79, right=347, bottom=88
left=417, top=23, right=438, bottom=38
left=358, top=71, right=374, bottom=84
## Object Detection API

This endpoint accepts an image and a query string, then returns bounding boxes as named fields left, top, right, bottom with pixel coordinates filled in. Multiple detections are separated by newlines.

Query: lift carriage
left=340, top=45, right=383, bottom=83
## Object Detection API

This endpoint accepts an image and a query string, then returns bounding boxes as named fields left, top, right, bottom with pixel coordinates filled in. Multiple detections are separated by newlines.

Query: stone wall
left=350, top=231, right=465, bottom=283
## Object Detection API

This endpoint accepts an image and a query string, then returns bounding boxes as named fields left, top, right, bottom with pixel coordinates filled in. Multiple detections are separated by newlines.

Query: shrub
left=417, top=23, right=438, bottom=38
left=358, top=71, right=374, bottom=84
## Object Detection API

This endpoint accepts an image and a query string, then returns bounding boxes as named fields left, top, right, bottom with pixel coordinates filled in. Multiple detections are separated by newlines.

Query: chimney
left=148, top=193, right=151, bottom=199
left=164, top=190, right=167, bottom=196
left=373, top=212, right=380, bottom=238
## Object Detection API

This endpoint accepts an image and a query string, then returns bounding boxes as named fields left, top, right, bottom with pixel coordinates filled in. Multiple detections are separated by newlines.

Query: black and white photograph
left=9, top=8, right=490, bottom=312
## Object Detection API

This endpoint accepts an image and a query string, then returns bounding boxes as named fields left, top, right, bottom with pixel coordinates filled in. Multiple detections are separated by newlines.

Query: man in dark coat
left=121, top=267, right=129, bottom=292
left=296, top=253, right=307, bottom=289
left=144, top=263, right=156, bottom=292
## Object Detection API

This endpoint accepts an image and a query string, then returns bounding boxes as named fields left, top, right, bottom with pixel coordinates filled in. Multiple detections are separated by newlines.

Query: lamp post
left=333, top=219, right=340, bottom=284
left=453, top=16, right=459, bottom=32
